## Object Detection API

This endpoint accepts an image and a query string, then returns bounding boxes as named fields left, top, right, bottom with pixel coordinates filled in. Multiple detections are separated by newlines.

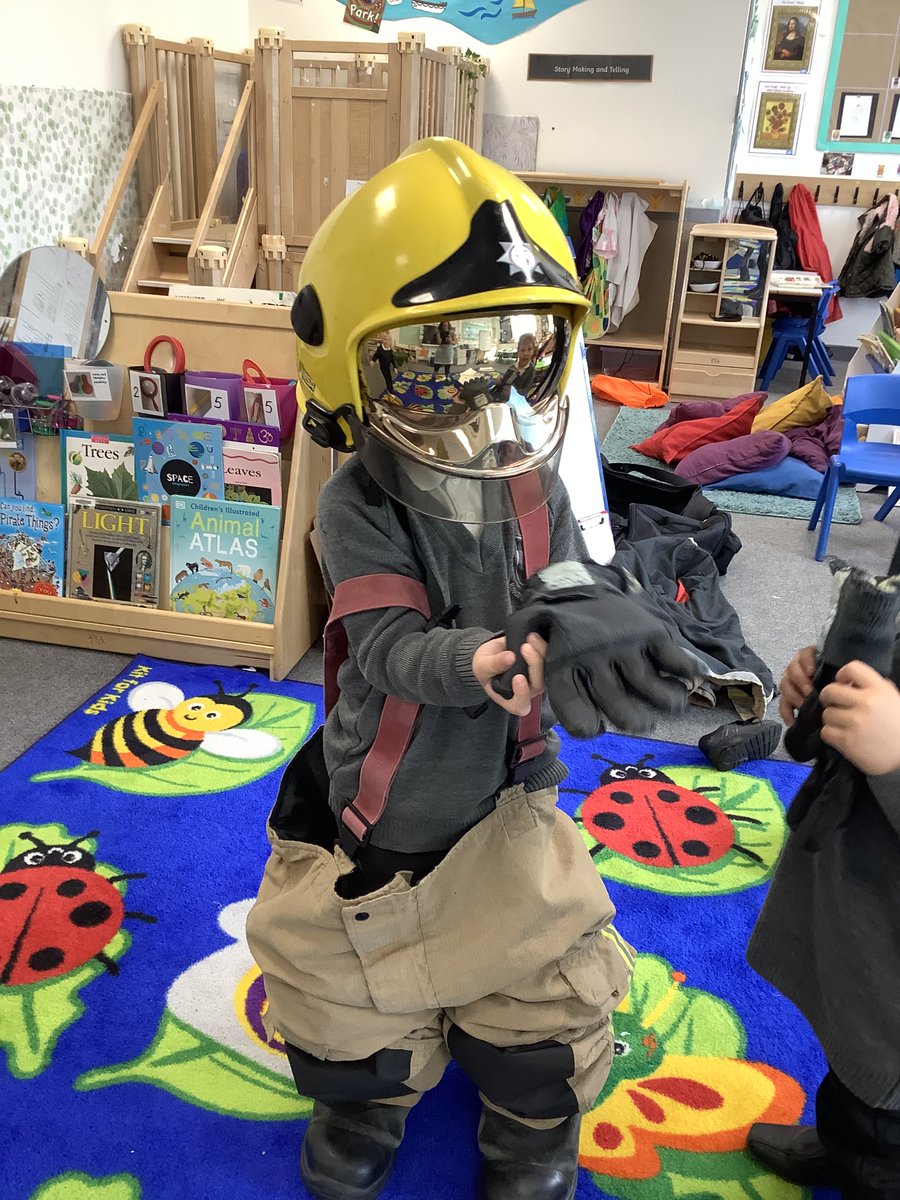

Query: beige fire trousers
left=246, top=783, right=634, bottom=1124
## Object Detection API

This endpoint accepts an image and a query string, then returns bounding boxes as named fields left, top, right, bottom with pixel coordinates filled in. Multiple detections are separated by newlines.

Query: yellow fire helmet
left=291, top=136, right=590, bottom=523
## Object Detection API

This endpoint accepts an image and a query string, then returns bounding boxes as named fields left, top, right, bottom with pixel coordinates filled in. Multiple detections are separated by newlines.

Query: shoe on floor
left=746, top=1122, right=840, bottom=1188
left=300, top=1100, right=407, bottom=1200
left=698, top=719, right=782, bottom=771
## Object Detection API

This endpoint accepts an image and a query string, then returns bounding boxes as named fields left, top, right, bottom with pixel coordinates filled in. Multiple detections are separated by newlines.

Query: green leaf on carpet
left=30, top=693, right=315, bottom=796
left=0, top=823, right=132, bottom=1079
left=626, top=954, right=745, bottom=1060
left=75, top=1009, right=311, bottom=1121
left=596, top=1146, right=809, bottom=1200
left=29, top=1172, right=142, bottom=1200
left=580, top=766, right=786, bottom=896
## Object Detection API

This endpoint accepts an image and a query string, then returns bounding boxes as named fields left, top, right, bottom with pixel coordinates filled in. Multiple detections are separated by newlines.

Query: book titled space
left=134, top=417, right=224, bottom=523
left=61, top=430, right=136, bottom=504
left=0, top=499, right=65, bottom=596
left=223, top=442, right=282, bottom=506
left=67, top=498, right=162, bottom=607
left=169, top=497, right=281, bottom=624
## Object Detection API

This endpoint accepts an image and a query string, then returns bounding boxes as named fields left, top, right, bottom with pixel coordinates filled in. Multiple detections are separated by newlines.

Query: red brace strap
left=325, top=500, right=551, bottom=852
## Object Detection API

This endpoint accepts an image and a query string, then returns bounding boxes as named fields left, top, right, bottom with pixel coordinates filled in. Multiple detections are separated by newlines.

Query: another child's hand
left=820, top=661, right=900, bottom=776
left=780, top=645, right=817, bottom=726
left=473, top=633, right=547, bottom=717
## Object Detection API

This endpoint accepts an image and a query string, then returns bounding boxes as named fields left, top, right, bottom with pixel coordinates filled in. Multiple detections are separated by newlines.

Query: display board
left=559, top=330, right=615, bottom=565
left=818, top=0, right=900, bottom=153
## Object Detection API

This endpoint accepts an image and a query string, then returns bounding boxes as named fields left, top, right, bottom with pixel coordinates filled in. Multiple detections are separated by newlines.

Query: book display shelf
left=0, top=292, right=332, bottom=680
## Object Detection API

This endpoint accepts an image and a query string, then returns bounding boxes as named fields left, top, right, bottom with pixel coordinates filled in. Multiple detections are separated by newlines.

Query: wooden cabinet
left=517, top=173, right=688, bottom=389
left=669, top=223, right=777, bottom=399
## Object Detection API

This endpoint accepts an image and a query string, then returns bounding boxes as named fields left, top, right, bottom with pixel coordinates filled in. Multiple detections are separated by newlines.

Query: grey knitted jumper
left=316, top=456, right=588, bottom=854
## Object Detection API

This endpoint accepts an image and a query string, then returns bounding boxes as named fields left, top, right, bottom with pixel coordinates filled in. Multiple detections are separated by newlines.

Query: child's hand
left=473, top=633, right=547, bottom=717
left=820, top=661, right=900, bottom=776
left=780, top=645, right=817, bottom=726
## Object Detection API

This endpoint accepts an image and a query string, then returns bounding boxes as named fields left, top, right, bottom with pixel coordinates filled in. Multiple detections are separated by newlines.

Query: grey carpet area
left=2, top=374, right=897, bottom=770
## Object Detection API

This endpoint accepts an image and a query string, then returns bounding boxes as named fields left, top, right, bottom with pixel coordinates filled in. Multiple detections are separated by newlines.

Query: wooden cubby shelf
left=517, top=172, right=688, bottom=388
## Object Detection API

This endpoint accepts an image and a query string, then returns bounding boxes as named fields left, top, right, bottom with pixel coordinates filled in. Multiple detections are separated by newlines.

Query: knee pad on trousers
left=446, top=1024, right=578, bottom=1120
left=284, top=1041, right=415, bottom=1105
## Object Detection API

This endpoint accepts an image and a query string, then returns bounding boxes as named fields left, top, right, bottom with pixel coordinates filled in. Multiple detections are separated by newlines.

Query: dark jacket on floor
left=747, top=656, right=900, bottom=1109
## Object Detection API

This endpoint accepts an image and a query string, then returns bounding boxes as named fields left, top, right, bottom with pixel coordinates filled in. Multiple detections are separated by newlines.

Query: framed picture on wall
left=836, top=92, right=879, bottom=139
left=763, top=5, right=817, bottom=74
left=751, top=85, right=804, bottom=153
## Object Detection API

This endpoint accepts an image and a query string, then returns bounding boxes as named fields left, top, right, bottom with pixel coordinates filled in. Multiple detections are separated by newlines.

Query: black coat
left=838, top=198, right=899, bottom=297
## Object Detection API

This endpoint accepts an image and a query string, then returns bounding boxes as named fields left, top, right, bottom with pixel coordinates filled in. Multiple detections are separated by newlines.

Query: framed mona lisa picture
left=764, top=5, right=817, bottom=74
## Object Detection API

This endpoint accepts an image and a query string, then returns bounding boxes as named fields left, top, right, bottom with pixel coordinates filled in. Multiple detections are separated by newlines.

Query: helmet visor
left=355, top=310, right=571, bottom=523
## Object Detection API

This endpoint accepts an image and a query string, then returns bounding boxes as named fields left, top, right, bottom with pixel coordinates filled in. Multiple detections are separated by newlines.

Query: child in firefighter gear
left=746, top=565, right=900, bottom=1198
left=246, top=138, right=698, bottom=1200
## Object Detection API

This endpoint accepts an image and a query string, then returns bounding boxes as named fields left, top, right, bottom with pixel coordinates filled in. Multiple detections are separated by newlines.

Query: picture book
left=61, top=431, right=137, bottom=504
left=66, top=498, right=162, bottom=607
left=134, top=417, right=225, bottom=522
left=0, top=499, right=65, bottom=595
left=167, top=412, right=281, bottom=448
left=0, top=434, right=37, bottom=502
left=223, top=442, right=283, bottom=505
left=169, top=497, right=281, bottom=624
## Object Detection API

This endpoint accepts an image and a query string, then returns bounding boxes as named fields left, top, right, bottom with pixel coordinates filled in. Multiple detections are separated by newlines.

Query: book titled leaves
left=169, top=497, right=281, bottom=624
left=61, top=431, right=137, bottom=504
left=223, top=442, right=282, bottom=505
left=0, top=499, right=65, bottom=595
left=66, top=498, right=162, bottom=607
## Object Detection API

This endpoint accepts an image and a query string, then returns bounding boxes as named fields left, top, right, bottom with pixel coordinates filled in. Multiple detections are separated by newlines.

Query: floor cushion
left=783, top=405, right=844, bottom=474
left=706, top=455, right=826, bottom=500
left=650, top=391, right=769, bottom=436
left=675, top=429, right=790, bottom=486
left=631, top=393, right=765, bottom=464
left=751, top=376, right=833, bottom=433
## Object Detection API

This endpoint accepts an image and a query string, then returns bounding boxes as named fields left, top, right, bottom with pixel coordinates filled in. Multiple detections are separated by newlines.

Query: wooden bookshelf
left=0, top=292, right=332, bottom=680
left=669, top=223, right=777, bottom=399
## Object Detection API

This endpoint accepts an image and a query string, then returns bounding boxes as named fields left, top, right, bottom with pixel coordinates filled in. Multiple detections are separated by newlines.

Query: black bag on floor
left=602, top=455, right=714, bottom=520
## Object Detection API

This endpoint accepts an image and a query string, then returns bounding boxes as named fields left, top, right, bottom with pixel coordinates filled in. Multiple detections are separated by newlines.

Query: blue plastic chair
left=758, top=281, right=841, bottom=391
left=809, top=374, right=900, bottom=560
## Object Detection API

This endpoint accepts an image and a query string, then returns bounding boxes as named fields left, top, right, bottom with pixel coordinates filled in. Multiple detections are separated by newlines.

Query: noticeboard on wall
left=817, top=0, right=900, bottom=153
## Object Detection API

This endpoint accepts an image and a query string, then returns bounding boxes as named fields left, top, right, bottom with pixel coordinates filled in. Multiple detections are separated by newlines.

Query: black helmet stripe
left=392, top=200, right=581, bottom=308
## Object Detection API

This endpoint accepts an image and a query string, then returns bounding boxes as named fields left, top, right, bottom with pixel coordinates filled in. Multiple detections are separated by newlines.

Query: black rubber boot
left=698, top=719, right=782, bottom=771
left=300, top=1100, right=408, bottom=1200
left=478, top=1105, right=581, bottom=1200
left=746, top=1122, right=842, bottom=1188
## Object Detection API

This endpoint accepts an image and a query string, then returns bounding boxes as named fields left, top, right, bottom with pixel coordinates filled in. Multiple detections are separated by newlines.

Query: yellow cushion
left=751, top=377, right=833, bottom=433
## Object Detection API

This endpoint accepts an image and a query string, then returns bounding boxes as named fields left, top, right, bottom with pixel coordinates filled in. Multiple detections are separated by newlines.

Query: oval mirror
left=0, top=246, right=111, bottom=360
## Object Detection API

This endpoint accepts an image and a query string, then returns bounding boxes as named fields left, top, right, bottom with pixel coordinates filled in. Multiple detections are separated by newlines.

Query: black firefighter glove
left=492, top=560, right=700, bottom=738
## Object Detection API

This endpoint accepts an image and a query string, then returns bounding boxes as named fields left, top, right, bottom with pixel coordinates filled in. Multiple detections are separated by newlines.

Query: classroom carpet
left=1, top=656, right=837, bottom=1200
left=600, top=406, right=862, bottom=525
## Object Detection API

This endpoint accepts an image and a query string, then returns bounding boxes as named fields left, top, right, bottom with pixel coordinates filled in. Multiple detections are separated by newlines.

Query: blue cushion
left=706, top=455, right=824, bottom=500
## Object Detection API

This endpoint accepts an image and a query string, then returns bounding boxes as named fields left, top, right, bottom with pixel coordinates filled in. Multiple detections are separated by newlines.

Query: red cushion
left=632, top=394, right=765, bottom=464
left=675, top=430, right=791, bottom=486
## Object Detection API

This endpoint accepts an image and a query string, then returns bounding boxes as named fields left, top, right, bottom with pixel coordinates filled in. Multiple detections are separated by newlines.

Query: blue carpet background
left=0, top=656, right=834, bottom=1200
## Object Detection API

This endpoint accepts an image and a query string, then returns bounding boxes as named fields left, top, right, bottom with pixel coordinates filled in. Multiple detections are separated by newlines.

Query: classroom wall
left=735, top=0, right=900, bottom=271
left=4, top=0, right=252, bottom=93
left=249, top=0, right=752, bottom=206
